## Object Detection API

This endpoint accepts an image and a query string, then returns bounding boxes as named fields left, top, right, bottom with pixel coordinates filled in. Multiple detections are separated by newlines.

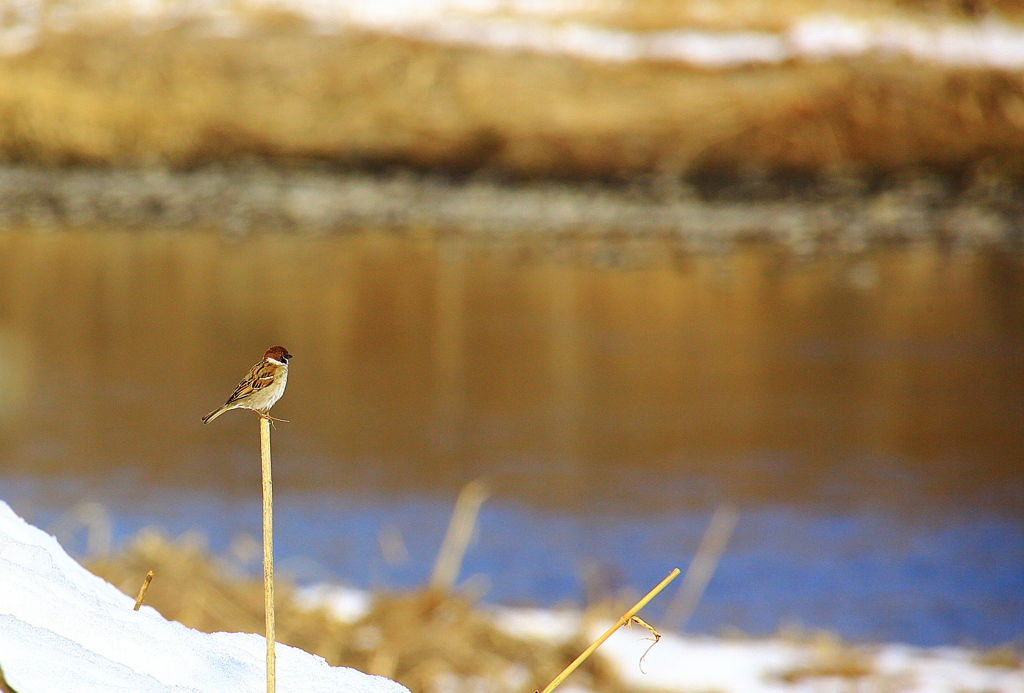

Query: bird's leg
left=257, top=411, right=289, bottom=427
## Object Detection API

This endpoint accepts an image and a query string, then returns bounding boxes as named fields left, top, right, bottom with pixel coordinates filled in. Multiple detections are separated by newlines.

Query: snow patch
left=295, top=583, right=372, bottom=623
left=594, top=625, right=1024, bottom=693
left=0, top=500, right=409, bottom=693
left=492, top=606, right=582, bottom=644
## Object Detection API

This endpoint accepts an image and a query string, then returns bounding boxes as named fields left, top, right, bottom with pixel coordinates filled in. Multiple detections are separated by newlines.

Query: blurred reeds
left=1, top=20, right=1024, bottom=179
left=84, top=527, right=1024, bottom=692
left=86, top=530, right=627, bottom=693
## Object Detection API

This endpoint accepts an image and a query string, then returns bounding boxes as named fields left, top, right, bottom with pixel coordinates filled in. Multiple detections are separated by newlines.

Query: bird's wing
left=223, top=361, right=279, bottom=405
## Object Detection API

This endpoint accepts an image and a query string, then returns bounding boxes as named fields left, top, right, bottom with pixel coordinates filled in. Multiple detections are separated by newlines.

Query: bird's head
left=265, top=346, right=292, bottom=365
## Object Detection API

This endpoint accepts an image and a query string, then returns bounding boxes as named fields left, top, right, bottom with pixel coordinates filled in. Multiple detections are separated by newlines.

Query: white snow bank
left=0, top=500, right=409, bottom=693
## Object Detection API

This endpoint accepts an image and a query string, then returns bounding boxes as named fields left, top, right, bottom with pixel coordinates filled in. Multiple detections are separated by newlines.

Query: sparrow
left=202, top=346, right=292, bottom=424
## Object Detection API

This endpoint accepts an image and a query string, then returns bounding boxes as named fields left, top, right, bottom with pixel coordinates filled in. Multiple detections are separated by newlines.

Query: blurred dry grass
left=976, top=644, right=1024, bottom=669
left=2, top=24, right=1024, bottom=178
left=772, top=630, right=876, bottom=683
left=87, top=531, right=626, bottom=693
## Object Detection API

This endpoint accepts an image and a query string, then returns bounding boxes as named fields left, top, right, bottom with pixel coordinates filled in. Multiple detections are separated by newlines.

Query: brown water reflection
left=0, top=230, right=1021, bottom=515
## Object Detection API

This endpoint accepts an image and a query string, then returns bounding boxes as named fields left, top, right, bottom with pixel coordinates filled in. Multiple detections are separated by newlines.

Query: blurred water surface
left=0, top=229, right=1021, bottom=645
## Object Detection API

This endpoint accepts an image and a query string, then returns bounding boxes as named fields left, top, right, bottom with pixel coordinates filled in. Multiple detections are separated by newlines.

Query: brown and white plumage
left=202, top=346, right=292, bottom=423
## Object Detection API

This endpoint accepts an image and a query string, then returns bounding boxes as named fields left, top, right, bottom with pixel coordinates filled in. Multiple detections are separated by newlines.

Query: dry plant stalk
left=538, top=568, right=680, bottom=693
left=664, top=504, right=738, bottom=629
left=133, top=570, right=154, bottom=611
left=260, top=416, right=276, bottom=693
left=429, top=480, right=490, bottom=592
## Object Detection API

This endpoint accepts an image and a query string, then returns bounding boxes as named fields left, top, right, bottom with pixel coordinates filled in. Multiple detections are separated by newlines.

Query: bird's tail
left=202, top=405, right=230, bottom=424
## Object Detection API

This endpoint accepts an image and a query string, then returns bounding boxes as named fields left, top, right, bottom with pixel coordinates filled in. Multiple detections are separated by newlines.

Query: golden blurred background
left=0, top=0, right=1022, bottom=667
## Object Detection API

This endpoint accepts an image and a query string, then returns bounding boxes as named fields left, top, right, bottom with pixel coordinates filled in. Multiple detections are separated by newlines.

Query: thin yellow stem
left=260, top=416, right=276, bottom=693
left=539, top=568, right=681, bottom=693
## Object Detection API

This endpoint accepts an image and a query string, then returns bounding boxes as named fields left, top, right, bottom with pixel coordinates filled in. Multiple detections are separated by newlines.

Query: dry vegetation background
left=87, top=527, right=1022, bottom=693
left=87, top=531, right=630, bottom=693
left=87, top=529, right=901, bottom=693
left=1, top=0, right=1024, bottom=181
